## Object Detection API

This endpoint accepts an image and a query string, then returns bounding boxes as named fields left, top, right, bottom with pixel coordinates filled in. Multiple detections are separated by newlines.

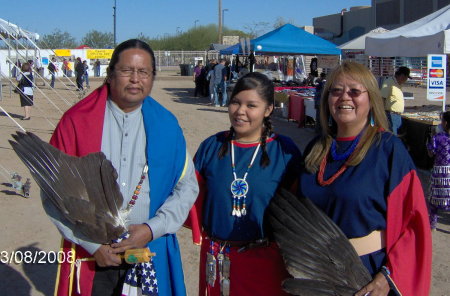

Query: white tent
left=339, top=27, right=388, bottom=50
left=0, top=18, right=39, bottom=40
left=365, top=4, right=450, bottom=57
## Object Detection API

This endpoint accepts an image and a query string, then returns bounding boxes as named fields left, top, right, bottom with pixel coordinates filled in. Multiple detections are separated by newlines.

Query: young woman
left=192, top=72, right=301, bottom=295
left=427, top=111, right=450, bottom=230
left=298, top=61, right=431, bottom=295
left=16, top=62, right=34, bottom=120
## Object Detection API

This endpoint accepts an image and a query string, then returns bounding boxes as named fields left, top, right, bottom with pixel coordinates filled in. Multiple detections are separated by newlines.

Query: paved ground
left=0, top=72, right=448, bottom=295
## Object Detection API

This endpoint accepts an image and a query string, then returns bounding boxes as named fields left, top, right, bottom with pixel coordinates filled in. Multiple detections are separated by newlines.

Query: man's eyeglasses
left=115, top=68, right=152, bottom=79
left=329, top=88, right=368, bottom=98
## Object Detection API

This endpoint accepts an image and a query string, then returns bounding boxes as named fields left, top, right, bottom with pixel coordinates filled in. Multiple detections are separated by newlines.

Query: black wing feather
left=9, top=131, right=126, bottom=243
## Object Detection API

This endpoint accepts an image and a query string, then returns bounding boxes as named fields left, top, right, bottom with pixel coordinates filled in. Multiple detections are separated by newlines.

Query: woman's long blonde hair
left=304, top=61, right=389, bottom=173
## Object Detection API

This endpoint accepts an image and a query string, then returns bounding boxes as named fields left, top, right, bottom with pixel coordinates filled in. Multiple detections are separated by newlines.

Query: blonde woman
left=298, top=61, right=431, bottom=295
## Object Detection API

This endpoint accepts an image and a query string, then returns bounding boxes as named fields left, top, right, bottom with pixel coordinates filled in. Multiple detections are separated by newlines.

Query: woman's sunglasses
left=329, top=88, right=368, bottom=98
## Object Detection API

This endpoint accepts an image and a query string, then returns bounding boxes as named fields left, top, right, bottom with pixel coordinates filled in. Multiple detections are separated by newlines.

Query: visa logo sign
left=429, top=79, right=444, bottom=89
left=431, top=56, right=443, bottom=67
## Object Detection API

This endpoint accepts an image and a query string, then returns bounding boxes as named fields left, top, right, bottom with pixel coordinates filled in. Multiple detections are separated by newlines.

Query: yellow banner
left=54, top=49, right=72, bottom=56
left=87, top=49, right=114, bottom=60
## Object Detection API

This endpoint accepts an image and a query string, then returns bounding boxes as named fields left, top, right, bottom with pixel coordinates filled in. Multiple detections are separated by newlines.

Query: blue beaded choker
left=330, top=134, right=361, bottom=161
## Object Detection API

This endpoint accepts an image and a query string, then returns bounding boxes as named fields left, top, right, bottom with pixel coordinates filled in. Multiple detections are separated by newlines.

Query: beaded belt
left=209, top=237, right=270, bottom=252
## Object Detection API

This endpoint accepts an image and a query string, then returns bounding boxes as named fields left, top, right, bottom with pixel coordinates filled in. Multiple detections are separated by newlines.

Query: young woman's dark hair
left=219, top=72, right=275, bottom=167
left=107, top=39, right=156, bottom=77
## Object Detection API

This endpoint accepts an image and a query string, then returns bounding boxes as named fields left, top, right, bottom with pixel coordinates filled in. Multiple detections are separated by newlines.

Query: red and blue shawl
left=50, top=84, right=187, bottom=296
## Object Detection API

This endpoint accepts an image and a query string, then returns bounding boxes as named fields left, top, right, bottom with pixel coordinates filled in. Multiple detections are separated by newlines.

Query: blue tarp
left=220, top=24, right=341, bottom=55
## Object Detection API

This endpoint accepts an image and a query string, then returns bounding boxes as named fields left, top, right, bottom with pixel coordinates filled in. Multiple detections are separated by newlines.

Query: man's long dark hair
left=107, top=39, right=156, bottom=76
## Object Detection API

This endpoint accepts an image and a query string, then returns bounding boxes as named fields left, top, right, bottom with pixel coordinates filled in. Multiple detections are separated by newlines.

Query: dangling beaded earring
left=370, top=112, right=375, bottom=127
left=328, top=114, right=333, bottom=127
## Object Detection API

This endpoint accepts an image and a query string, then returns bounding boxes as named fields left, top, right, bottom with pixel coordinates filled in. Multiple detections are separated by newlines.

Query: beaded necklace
left=123, top=164, right=148, bottom=213
left=317, top=136, right=363, bottom=186
left=330, top=134, right=361, bottom=161
left=230, top=140, right=261, bottom=217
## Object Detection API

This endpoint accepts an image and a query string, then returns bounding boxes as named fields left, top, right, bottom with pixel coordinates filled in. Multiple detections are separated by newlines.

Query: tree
left=273, top=17, right=296, bottom=29
left=82, top=30, right=114, bottom=49
left=139, top=24, right=249, bottom=51
left=37, top=29, right=77, bottom=49
left=243, top=21, right=270, bottom=38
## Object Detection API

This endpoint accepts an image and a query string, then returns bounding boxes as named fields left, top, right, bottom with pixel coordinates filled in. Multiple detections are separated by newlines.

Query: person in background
left=206, top=59, right=217, bottom=105
left=83, top=60, right=90, bottom=88
left=193, top=61, right=205, bottom=97
left=67, top=58, right=74, bottom=77
left=426, top=111, right=450, bottom=230
left=380, top=66, right=411, bottom=135
left=16, top=62, right=34, bottom=120
left=75, top=57, right=84, bottom=90
left=47, top=57, right=57, bottom=88
left=35, top=56, right=45, bottom=86
left=212, top=59, right=228, bottom=107
left=298, top=61, right=431, bottom=295
left=94, top=59, right=101, bottom=77
left=43, top=39, right=198, bottom=296
left=62, top=58, right=68, bottom=76
left=313, top=72, right=327, bottom=133
left=190, top=72, right=301, bottom=295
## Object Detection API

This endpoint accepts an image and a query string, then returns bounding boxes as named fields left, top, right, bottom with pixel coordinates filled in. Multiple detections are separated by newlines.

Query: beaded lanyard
left=123, top=164, right=148, bottom=213
left=230, top=140, right=261, bottom=217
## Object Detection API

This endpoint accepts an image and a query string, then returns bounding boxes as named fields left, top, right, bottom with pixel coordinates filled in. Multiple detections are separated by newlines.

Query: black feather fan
left=268, top=188, right=372, bottom=296
left=9, top=131, right=127, bottom=244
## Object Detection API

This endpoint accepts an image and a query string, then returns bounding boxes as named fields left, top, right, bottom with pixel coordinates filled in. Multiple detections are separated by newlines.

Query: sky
left=0, top=0, right=372, bottom=44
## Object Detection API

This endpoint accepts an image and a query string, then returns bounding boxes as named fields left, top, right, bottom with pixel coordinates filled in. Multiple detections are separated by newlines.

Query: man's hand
left=355, top=272, right=390, bottom=296
left=93, top=245, right=122, bottom=267
left=111, top=224, right=153, bottom=254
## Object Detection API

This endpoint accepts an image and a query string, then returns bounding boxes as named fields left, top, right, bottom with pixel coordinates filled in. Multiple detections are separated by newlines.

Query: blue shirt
left=195, top=132, right=301, bottom=241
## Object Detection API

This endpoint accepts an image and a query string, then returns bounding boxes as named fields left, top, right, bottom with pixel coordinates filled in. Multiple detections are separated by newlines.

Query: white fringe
left=428, top=196, right=450, bottom=206
left=431, top=188, right=450, bottom=197
left=432, top=166, right=450, bottom=174
left=431, top=177, right=450, bottom=186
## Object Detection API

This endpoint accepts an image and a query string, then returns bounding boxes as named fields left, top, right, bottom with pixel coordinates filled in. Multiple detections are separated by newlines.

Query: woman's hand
left=110, top=224, right=153, bottom=254
left=355, top=272, right=390, bottom=296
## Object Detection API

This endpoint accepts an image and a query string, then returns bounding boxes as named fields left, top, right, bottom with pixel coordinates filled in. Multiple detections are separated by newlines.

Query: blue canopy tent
left=219, top=24, right=341, bottom=56
left=251, top=24, right=341, bottom=55
left=220, top=43, right=241, bottom=55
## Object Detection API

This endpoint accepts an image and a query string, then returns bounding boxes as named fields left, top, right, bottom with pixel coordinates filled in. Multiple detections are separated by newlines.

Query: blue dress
left=194, top=131, right=302, bottom=296
left=195, top=131, right=301, bottom=241
left=299, top=132, right=415, bottom=276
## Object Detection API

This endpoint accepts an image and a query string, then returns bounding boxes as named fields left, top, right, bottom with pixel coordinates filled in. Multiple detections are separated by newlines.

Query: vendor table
left=288, top=95, right=305, bottom=127
left=304, top=98, right=316, bottom=119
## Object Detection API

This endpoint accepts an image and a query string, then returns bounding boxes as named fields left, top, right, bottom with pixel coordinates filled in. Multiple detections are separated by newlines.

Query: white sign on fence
left=427, top=54, right=447, bottom=109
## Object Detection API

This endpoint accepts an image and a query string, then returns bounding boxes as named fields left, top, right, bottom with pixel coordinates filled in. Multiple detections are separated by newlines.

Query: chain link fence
left=154, top=50, right=219, bottom=72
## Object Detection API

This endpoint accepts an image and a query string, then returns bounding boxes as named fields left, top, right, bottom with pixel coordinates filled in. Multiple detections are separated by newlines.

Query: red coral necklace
left=317, top=139, right=362, bottom=186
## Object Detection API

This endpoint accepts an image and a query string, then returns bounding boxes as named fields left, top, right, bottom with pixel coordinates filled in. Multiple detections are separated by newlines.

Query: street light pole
left=218, top=0, right=222, bottom=44
left=194, top=19, right=199, bottom=28
left=113, top=0, right=117, bottom=47
left=222, top=9, right=229, bottom=32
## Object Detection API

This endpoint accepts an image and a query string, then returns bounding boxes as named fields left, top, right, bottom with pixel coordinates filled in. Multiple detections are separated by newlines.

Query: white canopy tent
left=365, top=4, right=450, bottom=57
left=0, top=18, right=39, bottom=40
left=339, top=27, right=388, bottom=51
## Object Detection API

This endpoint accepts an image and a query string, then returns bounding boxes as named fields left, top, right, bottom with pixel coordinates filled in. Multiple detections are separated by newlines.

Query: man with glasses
left=44, top=39, right=198, bottom=296
left=381, top=66, right=411, bottom=135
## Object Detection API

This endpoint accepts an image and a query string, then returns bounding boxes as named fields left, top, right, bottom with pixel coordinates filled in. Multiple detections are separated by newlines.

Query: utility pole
left=113, top=0, right=117, bottom=47
left=218, top=0, right=222, bottom=44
